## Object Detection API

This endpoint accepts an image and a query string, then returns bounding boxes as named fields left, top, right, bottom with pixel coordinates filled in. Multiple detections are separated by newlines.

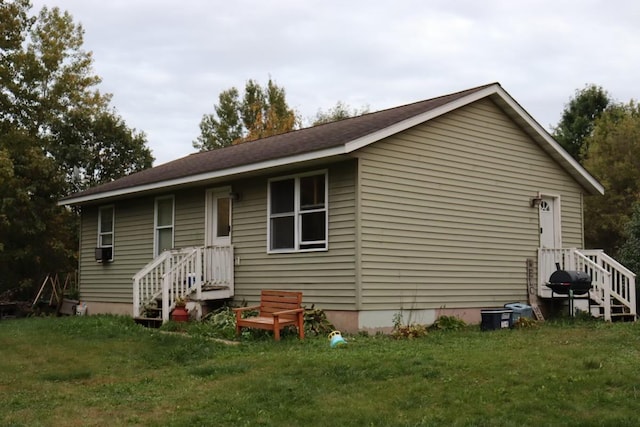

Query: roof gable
left=60, top=83, right=603, bottom=205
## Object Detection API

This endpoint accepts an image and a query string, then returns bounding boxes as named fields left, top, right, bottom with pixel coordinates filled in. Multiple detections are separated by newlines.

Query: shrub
left=430, top=315, right=467, bottom=331
left=200, top=305, right=238, bottom=339
left=304, top=305, right=334, bottom=336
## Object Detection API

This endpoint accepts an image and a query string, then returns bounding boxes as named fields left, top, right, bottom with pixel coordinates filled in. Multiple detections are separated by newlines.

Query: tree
left=0, top=1, right=153, bottom=296
left=0, top=127, right=77, bottom=298
left=312, top=101, right=369, bottom=126
left=619, top=202, right=640, bottom=275
left=582, top=102, right=640, bottom=254
left=52, top=109, right=152, bottom=187
left=552, top=84, right=612, bottom=161
left=618, top=201, right=640, bottom=307
left=194, top=78, right=299, bottom=151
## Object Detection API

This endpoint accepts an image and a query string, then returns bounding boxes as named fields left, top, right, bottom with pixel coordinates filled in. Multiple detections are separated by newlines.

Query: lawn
left=1, top=315, right=640, bottom=426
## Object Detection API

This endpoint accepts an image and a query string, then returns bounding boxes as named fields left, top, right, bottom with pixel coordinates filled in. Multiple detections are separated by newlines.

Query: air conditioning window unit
left=95, top=247, right=113, bottom=262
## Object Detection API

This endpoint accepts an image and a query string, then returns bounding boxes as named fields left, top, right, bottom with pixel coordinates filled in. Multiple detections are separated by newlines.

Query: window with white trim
left=98, top=205, right=114, bottom=259
left=268, top=171, right=328, bottom=252
left=155, top=196, right=174, bottom=256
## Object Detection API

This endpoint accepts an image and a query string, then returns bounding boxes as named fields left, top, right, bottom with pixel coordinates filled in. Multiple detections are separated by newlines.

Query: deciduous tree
left=582, top=102, right=640, bottom=254
left=312, top=101, right=369, bottom=126
left=0, top=1, right=153, bottom=296
left=194, top=78, right=299, bottom=151
left=552, top=84, right=611, bottom=161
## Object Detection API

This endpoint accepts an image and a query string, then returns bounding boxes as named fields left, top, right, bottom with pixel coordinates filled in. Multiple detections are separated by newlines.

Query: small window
left=268, top=171, right=327, bottom=252
left=155, top=196, right=174, bottom=256
left=98, top=206, right=114, bottom=260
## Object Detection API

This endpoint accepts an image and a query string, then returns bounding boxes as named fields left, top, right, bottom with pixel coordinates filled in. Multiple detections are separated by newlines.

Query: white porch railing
left=538, top=248, right=636, bottom=321
left=133, top=245, right=234, bottom=322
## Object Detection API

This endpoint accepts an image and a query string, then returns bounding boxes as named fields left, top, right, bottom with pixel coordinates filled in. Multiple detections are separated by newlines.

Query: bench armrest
left=233, top=305, right=260, bottom=313
left=272, top=307, right=304, bottom=317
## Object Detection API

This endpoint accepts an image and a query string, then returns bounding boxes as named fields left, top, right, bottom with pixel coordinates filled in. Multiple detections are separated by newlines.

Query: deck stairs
left=538, top=248, right=636, bottom=321
left=133, top=245, right=234, bottom=326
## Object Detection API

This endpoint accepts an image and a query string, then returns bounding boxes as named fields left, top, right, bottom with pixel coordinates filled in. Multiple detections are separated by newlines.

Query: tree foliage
left=552, top=84, right=612, bottom=161
left=0, top=1, right=153, bottom=296
left=312, top=101, right=369, bottom=126
left=582, top=102, right=640, bottom=254
left=194, top=78, right=299, bottom=151
left=619, top=202, right=640, bottom=275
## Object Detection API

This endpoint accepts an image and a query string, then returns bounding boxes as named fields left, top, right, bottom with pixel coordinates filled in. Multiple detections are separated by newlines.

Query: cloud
left=30, top=0, right=640, bottom=164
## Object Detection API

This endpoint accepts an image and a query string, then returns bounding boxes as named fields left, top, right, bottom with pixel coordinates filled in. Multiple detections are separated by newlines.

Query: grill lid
left=548, top=269, right=591, bottom=284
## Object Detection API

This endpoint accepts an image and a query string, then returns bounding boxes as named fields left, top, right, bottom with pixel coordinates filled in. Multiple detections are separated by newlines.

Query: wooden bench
left=233, top=290, right=304, bottom=341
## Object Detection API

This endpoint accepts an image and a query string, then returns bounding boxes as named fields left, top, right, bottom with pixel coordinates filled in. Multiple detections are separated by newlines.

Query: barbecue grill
left=546, top=263, right=593, bottom=317
left=546, top=268, right=592, bottom=295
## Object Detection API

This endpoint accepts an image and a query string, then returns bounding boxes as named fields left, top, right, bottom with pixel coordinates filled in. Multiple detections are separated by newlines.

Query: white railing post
left=630, top=276, right=637, bottom=318
left=162, top=271, right=170, bottom=323
left=133, top=277, right=140, bottom=318
left=603, top=274, right=611, bottom=321
left=228, top=245, right=234, bottom=295
left=196, top=246, right=203, bottom=300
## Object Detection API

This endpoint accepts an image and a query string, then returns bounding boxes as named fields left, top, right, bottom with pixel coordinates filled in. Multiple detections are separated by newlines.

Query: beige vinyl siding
left=174, top=188, right=206, bottom=247
left=79, top=189, right=208, bottom=303
left=356, top=98, right=584, bottom=310
left=79, top=198, right=154, bottom=302
left=231, top=161, right=357, bottom=309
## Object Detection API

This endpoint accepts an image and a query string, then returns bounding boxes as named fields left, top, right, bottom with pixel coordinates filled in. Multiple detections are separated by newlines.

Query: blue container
left=481, top=308, right=513, bottom=331
left=504, top=303, right=533, bottom=322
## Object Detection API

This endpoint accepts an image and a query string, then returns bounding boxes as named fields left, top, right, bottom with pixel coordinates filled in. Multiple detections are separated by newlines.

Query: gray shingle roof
left=61, top=83, right=496, bottom=203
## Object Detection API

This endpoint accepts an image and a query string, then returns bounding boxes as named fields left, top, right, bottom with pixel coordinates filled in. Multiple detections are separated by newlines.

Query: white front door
left=539, top=196, right=561, bottom=248
left=206, top=187, right=232, bottom=247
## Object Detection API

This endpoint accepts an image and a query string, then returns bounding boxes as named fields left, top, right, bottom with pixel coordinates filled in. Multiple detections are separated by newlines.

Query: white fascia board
left=493, top=86, right=604, bottom=195
left=344, top=84, right=500, bottom=153
left=59, top=145, right=346, bottom=205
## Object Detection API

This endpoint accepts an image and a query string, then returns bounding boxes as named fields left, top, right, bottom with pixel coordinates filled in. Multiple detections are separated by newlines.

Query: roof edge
left=344, top=84, right=501, bottom=153
left=59, top=145, right=346, bottom=205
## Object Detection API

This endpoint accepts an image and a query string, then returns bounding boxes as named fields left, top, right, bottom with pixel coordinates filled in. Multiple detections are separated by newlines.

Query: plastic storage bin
left=504, top=303, right=533, bottom=322
left=480, top=308, right=513, bottom=331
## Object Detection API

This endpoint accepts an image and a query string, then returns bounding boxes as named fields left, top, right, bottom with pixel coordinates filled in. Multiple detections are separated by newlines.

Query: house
left=59, top=83, right=636, bottom=331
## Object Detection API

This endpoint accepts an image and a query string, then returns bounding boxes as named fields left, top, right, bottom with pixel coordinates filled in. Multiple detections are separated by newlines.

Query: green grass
left=2, top=316, right=640, bottom=426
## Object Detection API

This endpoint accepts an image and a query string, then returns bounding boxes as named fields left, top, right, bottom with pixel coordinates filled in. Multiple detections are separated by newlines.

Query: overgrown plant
left=201, top=305, right=239, bottom=339
left=430, top=315, right=467, bottom=331
left=391, top=312, right=428, bottom=339
left=304, top=304, right=334, bottom=336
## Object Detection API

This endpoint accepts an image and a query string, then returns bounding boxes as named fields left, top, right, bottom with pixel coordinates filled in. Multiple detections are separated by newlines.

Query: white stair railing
left=133, top=246, right=235, bottom=322
left=133, top=247, right=199, bottom=319
left=133, top=250, right=173, bottom=318
left=538, top=248, right=636, bottom=321
left=573, top=251, right=611, bottom=321
left=581, top=249, right=636, bottom=318
left=161, top=247, right=201, bottom=322
left=203, top=245, right=235, bottom=296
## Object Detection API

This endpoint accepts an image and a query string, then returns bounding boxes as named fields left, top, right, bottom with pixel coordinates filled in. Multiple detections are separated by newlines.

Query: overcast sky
left=30, top=0, right=640, bottom=165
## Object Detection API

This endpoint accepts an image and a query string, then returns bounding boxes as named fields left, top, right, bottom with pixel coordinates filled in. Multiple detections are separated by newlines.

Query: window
left=98, top=206, right=114, bottom=260
left=155, top=196, right=174, bottom=256
left=268, top=171, right=327, bottom=252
